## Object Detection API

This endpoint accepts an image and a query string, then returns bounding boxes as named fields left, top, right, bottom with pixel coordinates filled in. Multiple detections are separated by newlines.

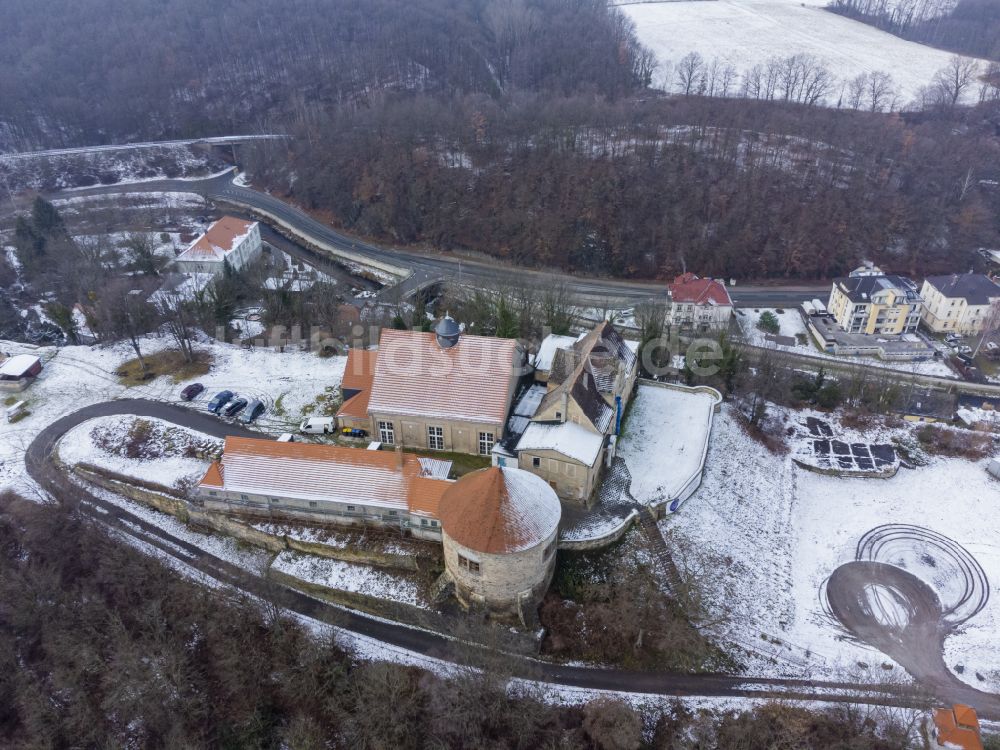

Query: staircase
left=638, top=512, right=683, bottom=598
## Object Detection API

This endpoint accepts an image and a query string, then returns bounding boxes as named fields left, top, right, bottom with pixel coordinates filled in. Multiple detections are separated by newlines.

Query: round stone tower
left=438, top=466, right=561, bottom=619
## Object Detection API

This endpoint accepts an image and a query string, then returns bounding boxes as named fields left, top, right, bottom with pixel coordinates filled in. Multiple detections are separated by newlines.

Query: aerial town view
left=1, top=0, right=1000, bottom=747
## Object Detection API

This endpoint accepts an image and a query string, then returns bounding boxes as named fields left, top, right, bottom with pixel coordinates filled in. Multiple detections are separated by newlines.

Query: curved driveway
left=24, top=398, right=1000, bottom=715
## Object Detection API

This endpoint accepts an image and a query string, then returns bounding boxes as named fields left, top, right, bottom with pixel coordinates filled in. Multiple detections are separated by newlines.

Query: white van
left=299, top=416, right=335, bottom=434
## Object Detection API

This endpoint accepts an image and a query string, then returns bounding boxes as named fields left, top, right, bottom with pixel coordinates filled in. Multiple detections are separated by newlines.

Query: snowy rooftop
left=175, top=216, right=256, bottom=263
left=531, top=333, right=581, bottom=372
left=438, top=466, right=560, bottom=554
left=0, top=354, right=40, bottom=378
left=515, top=421, right=605, bottom=466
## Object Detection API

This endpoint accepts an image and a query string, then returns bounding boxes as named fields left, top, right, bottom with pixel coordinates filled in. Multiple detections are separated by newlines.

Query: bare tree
left=155, top=292, right=197, bottom=363
left=675, top=52, right=705, bottom=96
left=931, top=55, right=982, bottom=109
left=95, top=279, right=159, bottom=371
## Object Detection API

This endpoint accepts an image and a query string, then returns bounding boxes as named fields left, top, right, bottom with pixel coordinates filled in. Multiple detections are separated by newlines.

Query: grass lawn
left=116, top=349, right=213, bottom=386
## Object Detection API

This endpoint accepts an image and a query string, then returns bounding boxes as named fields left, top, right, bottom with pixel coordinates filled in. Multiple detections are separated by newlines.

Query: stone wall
left=73, top=465, right=435, bottom=572
left=442, top=529, right=557, bottom=618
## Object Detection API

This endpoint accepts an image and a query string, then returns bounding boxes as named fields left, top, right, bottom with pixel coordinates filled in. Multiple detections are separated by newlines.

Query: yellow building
left=827, top=274, right=922, bottom=335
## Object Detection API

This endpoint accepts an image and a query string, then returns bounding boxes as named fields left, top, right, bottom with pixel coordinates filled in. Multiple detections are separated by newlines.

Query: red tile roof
left=933, top=705, right=984, bottom=750
left=669, top=273, right=732, bottom=306
left=341, top=348, right=377, bottom=393
left=438, top=467, right=560, bottom=554
left=177, top=216, right=256, bottom=261
left=337, top=348, right=377, bottom=420
left=198, top=437, right=451, bottom=518
left=367, top=329, right=520, bottom=425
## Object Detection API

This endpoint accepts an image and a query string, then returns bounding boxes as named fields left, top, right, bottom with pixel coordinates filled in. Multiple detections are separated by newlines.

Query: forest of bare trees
left=831, top=0, right=1000, bottom=60
left=0, top=0, right=650, bottom=151
left=0, top=491, right=932, bottom=748
left=243, top=91, right=1000, bottom=281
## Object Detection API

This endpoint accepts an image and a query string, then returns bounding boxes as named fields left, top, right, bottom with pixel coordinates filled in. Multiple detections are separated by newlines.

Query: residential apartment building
left=920, top=274, right=1000, bottom=335
left=827, top=273, right=922, bottom=335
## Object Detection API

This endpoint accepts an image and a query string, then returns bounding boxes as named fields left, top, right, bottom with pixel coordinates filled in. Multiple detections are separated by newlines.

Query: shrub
left=582, top=698, right=642, bottom=750
left=757, top=311, right=780, bottom=334
left=915, top=424, right=993, bottom=460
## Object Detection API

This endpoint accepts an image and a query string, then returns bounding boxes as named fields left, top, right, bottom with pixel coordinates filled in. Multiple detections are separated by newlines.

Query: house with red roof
left=343, top=317, right=524, bottom=456
left=173, top=216, right=261, bottom=275
left=667, top=273, right=733, bottom=331
left=932, top=705, right=984, bottom=750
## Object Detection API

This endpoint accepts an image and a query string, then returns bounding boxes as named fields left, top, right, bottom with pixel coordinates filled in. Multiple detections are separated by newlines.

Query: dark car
left=224, top=398, right=249, bottom=417
left=239, top=399, right=266, bottom=424
left=206, top=390, right=234, bottom=414
left=180, top=382, right=205, bottom=401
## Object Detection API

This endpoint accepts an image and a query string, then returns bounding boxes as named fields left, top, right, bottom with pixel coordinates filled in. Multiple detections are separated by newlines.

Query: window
left=309, top=501, right=317, bottom=508
left=420, top=519, right=428, bottom=527
left=532, top=456, right=541, bottom=468
left=378, top=421, right=395, bottom=444
left=468, top=560, right=481, bottom=573
left=457, top=554, right=481, bottom=573
left=240, top=494, right=248, bottom=501
left=270, top=497, right=280, bottom=504
left=208, top=491, right=217, bottom=497
left=555, top=411, right=562, bottom=420
left=430, top=520, right=438, bottom=527
left=347, top=505, right=356, bottom=512
left=388, top=510, right=398, bottom=517
left=427, top=425, right=444, bottom=450
left=478, top=432, right=494, bottom=456
left=566, top=463, right=576, bottom=478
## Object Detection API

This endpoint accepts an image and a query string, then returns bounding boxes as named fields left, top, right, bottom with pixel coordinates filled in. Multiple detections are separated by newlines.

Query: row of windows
left=457, top=554, right=481, bottom=574
left=378, top=420, right=495, bottom=456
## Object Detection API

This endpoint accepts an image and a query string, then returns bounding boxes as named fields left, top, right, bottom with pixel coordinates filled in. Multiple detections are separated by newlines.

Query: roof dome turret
left=435, top=314, right=461, bottom=349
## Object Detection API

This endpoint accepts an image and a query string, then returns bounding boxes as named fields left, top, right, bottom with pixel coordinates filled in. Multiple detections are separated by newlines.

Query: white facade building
left=173, top=216, right=262, bottom=275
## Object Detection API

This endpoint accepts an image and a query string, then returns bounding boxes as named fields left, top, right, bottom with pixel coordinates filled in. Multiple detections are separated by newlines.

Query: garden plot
left=794, top=416, right=898, bottom=474
left=618, top=383, right=717, bottom=510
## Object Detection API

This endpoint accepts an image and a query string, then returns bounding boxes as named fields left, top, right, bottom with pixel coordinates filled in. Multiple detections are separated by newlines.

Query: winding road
left=23, top=398, right=1000, bottom=716
left=50, top=170, right=827, bottom=309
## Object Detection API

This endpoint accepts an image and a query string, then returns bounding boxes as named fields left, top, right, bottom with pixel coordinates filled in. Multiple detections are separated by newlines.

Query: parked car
left=239, top=399, right=265, bottom=424
left=206, top=390, right=234, bottom=414
left=180, top=382, right=205, bottom=401
left=224, top=398, right=249, bottom=417
left=299, top=416, right=335, bottom=434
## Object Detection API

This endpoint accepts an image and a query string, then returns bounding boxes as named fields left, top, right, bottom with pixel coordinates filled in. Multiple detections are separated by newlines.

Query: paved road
left=22, top=398, right=999, bottom=715
left=49, top=172, right=828, bottom=309
left=1, top=135, right=289, bottom=161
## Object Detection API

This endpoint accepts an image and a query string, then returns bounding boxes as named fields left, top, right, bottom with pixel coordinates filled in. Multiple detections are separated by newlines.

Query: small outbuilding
left=0, top=354, right=42, bottom=392
left=438, top=466, right=561, bottom=621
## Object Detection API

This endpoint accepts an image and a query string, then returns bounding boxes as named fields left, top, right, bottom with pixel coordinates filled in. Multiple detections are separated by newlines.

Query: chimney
left=560, top=391, right=568, bottom=423
left=395, top=444, right=404, bottom=469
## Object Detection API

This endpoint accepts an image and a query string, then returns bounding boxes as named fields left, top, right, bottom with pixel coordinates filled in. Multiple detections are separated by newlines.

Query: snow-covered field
left=624, top=0, right=988, bottom=107
left=0, top=336, right=347, bottom=496
left=668, top=404, right=1000, bottom=689
left=619, top=383, right=718, bottom=507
